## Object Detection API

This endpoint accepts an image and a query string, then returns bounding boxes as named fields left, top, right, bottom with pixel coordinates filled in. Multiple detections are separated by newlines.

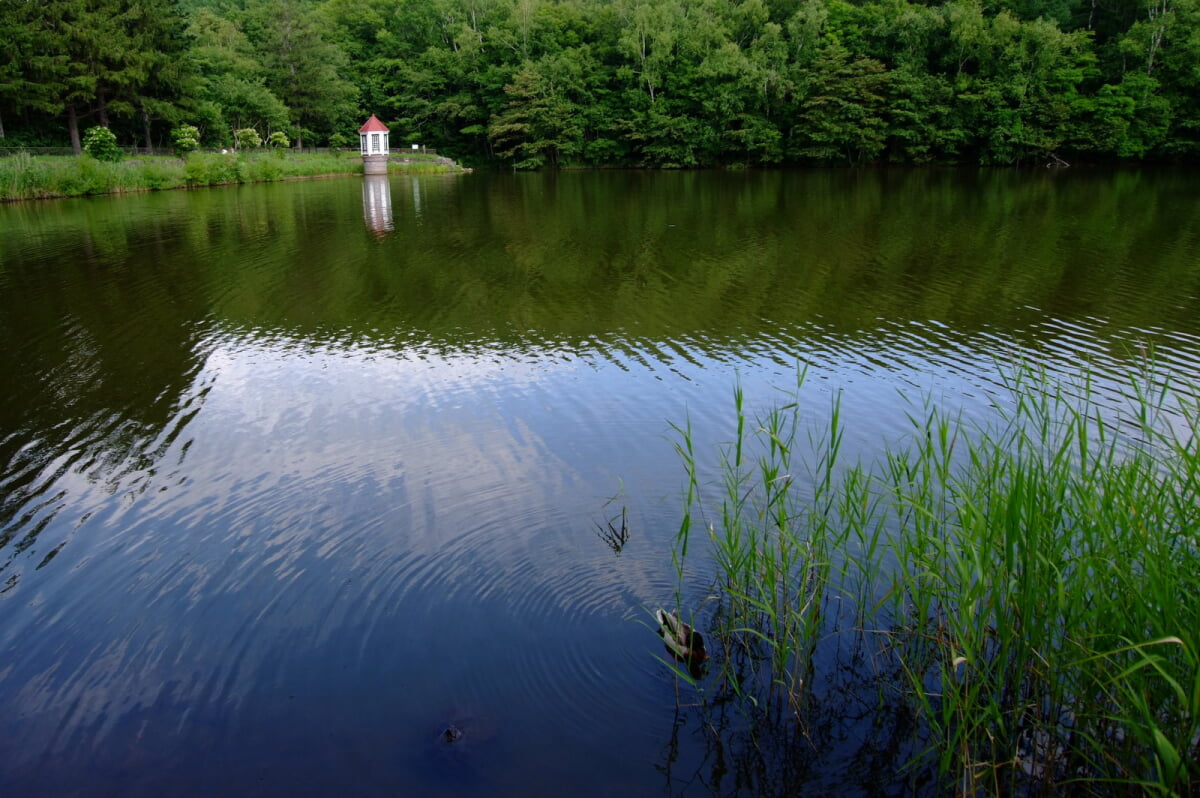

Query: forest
left=0, top=0, right=1197, bottom=167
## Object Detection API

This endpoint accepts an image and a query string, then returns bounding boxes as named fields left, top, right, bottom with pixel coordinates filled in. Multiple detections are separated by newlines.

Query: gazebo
left=359, top=115, right=390, bottom=175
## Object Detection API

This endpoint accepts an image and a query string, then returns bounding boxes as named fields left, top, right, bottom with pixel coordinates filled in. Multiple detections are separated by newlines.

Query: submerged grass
left=0, top=152, right=457, bottom=201
left=670, top=365, right=1200, bottom=795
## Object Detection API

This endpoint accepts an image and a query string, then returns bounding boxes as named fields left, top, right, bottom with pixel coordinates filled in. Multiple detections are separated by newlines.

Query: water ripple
left=4, top=171, right=1200, bottom=796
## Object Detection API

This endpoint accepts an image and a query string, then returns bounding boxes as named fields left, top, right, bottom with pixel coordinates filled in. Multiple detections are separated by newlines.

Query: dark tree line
left=2, top=0, right=1198, bottom=164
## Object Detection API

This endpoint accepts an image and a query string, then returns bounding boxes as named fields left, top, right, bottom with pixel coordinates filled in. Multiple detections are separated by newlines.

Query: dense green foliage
left=1, top=0, right=1198, bottom=164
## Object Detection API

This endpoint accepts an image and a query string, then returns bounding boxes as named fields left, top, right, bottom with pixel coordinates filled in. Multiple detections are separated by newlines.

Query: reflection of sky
left=14, top=314, right=1198, bottom=575
left=2, top=316, right=1199, bottom=794
left=152, top=317, right=1200, bottom=560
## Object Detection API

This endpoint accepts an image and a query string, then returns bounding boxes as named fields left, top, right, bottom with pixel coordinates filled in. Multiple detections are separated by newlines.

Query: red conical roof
left=358, top=114, right=389, bottom=133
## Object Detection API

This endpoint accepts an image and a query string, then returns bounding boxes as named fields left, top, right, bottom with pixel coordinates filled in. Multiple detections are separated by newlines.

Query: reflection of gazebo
left=358, top=115, right=390, bottom=175
left=362, top=175, right=393, bottom=236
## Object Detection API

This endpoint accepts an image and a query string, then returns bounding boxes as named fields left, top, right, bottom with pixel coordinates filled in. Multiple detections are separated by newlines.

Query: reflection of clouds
left=4, top=316, right=1198, bottom=784
left=178, top=330, right=683, bottom=631
left=154, top=327, right=675, bottom=602
left=0, top=326, right=689, bottom=775
left=193, top=332, right=571, bottom=500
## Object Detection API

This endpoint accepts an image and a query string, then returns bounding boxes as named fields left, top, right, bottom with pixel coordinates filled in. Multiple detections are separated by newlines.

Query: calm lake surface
left=2, top=168, right=1199, bottom=796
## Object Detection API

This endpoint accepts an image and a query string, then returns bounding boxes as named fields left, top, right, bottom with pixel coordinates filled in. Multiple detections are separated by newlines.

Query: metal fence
left=1, top=146, right=169, bottom=157
left=1, top=147, right=80, bottom=157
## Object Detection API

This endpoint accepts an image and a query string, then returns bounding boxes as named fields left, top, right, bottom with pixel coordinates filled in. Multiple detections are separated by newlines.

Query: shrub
left=234, top=128, right=262, bottom=149
left=173, top=124, right=201, bottom=156
left=267, top=131, right=290, bottom=149
left=56, top=155, right=114, bottom=194
left=83, top=126, right=123, bottom=162
left=183, top=156, right=209, bottom=186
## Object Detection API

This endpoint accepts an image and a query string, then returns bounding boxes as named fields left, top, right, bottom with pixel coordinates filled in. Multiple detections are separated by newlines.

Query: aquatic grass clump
left=669, top=366, right=1200, bottom=795
left=389, top=161, right=457, bottom=174
left=884, top=371, right=1200, bottom=794
left=672, top=372, right=866, bottom=719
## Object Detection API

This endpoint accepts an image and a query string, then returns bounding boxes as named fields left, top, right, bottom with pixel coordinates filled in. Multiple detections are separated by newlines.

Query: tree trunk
left=68, top=104, right=82, bottom=154
left=0, top=109, right=5, bottom=139
left=97, top=91, right=109, bottom=128
left=141, top=105, right=154, bottom=155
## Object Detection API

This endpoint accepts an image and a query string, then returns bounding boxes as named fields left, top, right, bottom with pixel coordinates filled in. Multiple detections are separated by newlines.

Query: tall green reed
left=672, top=371, right=857, bottom=718
left=884, top=368, right=1200, bottom=793
left=667, top=365, right=1200, bottom=794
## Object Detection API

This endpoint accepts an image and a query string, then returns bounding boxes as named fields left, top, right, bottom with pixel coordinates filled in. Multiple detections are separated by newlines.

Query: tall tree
left=242, top=0, right=358, bottom=147
left=124, top=0, right=195, bottom=153
left=791, top=44, right=889, bottom=164
left=489, top=51, right=592, bottom=167
left=0, top=0, right=66, bottom=139
left=186, top=7, right=290, bottom=144
left=8, top=0, right=190, bottom=152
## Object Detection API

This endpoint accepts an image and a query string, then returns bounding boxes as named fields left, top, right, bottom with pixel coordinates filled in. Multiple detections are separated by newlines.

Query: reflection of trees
left=195, top=169, right=1200, bottom=356
left=0, top=196, right=215, bottom=589
left=656, top=630, right=929, bottom=796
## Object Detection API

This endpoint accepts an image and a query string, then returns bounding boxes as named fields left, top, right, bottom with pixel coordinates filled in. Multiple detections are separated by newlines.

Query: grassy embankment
left=670, top=366, right=1199, bottom=795
left=0, top=151, right=457, bottom=201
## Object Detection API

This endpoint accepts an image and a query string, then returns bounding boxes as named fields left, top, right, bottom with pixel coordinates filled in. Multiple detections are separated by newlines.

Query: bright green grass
left=0, top=151, right=457, bottom=201
left=671, top=365, right=1200, bottom=795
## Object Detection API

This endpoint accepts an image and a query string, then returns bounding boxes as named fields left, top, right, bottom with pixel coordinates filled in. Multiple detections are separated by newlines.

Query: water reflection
left=1, top=169, right=1199, bottom=796
left=362, top=174, right=393, bottom=234
left=411, top=175, right=423, bottom=218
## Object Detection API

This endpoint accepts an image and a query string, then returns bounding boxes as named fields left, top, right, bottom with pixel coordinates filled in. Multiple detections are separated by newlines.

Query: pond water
left=1, top=168, right=1199, bottom=796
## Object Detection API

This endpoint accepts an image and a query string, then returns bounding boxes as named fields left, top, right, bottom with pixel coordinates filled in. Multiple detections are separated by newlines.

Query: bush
left=57, top=155, right=117, bottom=194
left=234, top=128, right=262, bottom=149
left=83, top=126, right=123, bottom=162
left=267, top=131, right=290, bottom=149
left=173, top=124, right=201, bottom=156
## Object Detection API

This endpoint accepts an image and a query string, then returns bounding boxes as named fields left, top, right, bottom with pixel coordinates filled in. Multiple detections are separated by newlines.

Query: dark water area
left=1, top=168, right=1199, bottom=796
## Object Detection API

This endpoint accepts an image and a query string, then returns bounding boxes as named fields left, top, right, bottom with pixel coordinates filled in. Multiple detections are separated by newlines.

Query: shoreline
left=0, top=152, right=468, bottom=203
